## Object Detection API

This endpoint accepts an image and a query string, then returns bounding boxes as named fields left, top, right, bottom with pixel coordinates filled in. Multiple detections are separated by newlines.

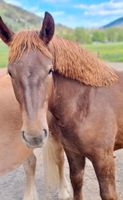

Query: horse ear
left=40, top=12, right=55, bottom=44
left=0, top=16, right=14, bottom=45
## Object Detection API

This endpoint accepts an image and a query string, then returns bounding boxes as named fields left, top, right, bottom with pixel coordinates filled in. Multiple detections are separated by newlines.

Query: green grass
left=0, top=41, right=123, bottom=68
left=0, top=41, right=8, bottom=68
left=84, top=42, right=123, bottom=62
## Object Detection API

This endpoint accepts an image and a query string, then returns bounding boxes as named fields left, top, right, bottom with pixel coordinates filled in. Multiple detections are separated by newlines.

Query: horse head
left=0, top=12, right=55, bottom=148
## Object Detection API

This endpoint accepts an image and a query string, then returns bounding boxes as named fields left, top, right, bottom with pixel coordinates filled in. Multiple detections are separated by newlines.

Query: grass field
left=0, top=41, right=123, bottom=68
left=0, top=41, right=8, bottom=68
left=84, top=42, right=123, bottom=62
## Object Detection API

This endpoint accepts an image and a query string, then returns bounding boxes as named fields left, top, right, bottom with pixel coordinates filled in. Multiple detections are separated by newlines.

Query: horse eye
left=8, top=71, right=12, bottom=77
left=48, top=68, right=54, bottom=75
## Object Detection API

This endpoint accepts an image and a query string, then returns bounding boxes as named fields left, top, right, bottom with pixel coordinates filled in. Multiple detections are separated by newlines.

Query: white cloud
left=112, top=0, right=123, bottom=2
left=29, top=6, right=39, bottom=12
left=42, top=0, right=69, bottom=3
left=74, top=4, right=89, bottom=9
left=36, top=11, right=44, bottom=17
left=51, top=11, right=64, bottom=16
left=74, top=0, right=123, bottom=16
left=4, top=0, right=22, bottom=6
left=36, top=11, right=64, bottom=17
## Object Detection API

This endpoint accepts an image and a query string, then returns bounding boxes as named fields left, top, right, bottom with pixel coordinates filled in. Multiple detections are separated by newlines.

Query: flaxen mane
left=9, top=31, right=118, bottom=87
left=49, top=36, right=118, bottom=87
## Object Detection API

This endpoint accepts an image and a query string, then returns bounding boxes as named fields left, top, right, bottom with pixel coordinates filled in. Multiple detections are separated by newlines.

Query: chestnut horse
left=0, top=12, right=123, bottom=200
left=0, top=74, right=37, bottom=200
left=0, top=72, right=70, bottom=200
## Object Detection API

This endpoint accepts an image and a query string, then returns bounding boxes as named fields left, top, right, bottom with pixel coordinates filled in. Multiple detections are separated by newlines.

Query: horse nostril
left=22, top=130, right=26, bottom=139
left=43, top=129, right=48, bottom=137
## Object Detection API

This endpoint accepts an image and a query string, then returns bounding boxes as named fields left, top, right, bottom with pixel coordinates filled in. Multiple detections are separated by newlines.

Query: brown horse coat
left=0, top=12, right=123, bottom=200
left=0, top=75, right=31, bottom=175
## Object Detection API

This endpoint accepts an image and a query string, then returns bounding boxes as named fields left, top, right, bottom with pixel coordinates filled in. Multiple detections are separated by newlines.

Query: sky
left=4, top=0, right=123, bottom=28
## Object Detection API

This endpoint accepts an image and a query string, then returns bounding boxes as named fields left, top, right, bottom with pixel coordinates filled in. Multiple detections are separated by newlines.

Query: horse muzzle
left=21, top=129, right=48, bottom=148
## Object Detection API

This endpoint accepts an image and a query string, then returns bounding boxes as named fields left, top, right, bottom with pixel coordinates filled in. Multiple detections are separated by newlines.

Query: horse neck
left=49, top=72, right=92, bottom=122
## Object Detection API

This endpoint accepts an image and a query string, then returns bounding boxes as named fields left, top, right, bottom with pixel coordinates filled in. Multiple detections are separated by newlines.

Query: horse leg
left=65, top=151, right=85, bottom=200
left=56, top=144, right=71, bottom=200
left=91, top=149, right=118, bottom=200
left=42, top=132, right=71, bottom=199
left=23, top=153, right=39, bottom=200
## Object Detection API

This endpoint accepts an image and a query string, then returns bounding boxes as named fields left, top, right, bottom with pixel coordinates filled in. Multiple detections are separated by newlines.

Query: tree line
left=58, top=27, right=123, bottom=44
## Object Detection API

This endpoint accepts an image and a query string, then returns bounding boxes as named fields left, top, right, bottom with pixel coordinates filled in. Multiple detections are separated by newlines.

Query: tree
left=74, top=28, right=92, bottom=44
left=91, top=30, right=106, bottom=42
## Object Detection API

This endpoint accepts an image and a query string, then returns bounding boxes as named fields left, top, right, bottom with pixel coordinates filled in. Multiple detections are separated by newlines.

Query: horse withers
left=0, top=12, right=123, bottom=200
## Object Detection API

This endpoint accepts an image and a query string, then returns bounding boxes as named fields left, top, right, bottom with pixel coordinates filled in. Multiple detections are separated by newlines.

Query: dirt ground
left=0, top=62, right=123, bottom=200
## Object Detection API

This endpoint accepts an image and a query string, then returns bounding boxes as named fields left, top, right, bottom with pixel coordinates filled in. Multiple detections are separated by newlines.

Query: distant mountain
left=0, top=0, right=70, bottom=34
left=102, top=17, right=123, bottom=28
left=0, top=0, right=43, bottom=31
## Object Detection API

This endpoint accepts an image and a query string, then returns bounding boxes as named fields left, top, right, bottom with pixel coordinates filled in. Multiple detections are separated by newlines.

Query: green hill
left=0, top=0, right=43, bottom=31
left=0, top=0, right=71, bottom=34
